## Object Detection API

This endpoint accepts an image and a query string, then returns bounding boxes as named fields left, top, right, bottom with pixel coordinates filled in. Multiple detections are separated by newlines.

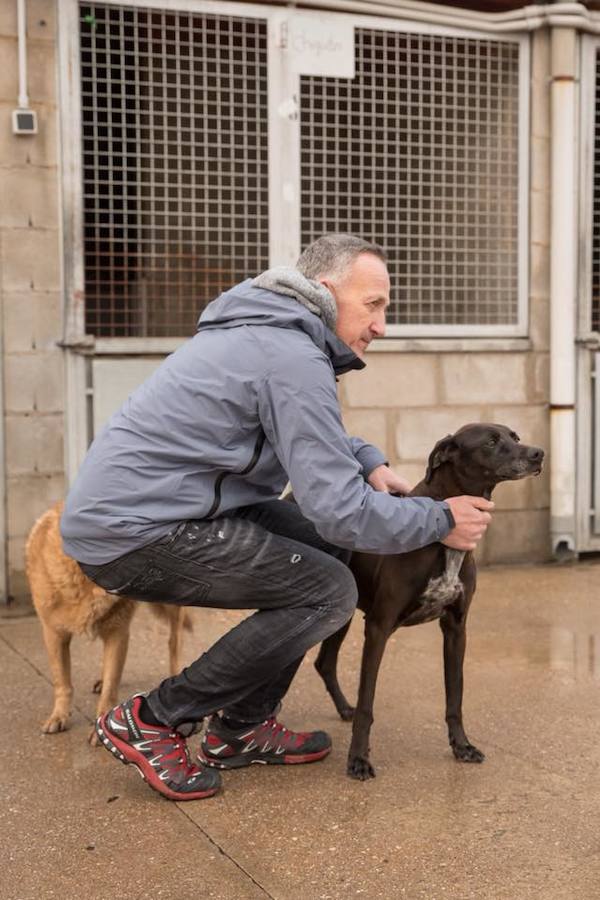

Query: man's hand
left=368, top=464, right=412, bottom=495
left=442, top=496, right=494, bottom=551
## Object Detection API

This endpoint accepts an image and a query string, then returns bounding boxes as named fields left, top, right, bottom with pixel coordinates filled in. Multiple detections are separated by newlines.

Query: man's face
left=319, top=253, right=390, bottom=359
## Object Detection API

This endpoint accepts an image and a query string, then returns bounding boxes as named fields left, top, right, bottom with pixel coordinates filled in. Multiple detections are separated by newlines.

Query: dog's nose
left=527, top=447, right=544, bottom=462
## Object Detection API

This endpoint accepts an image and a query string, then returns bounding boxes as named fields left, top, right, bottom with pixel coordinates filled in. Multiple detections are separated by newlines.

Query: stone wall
left=0, top=0, right=64, bottom=601
left=340, top=350, right=550, bottom=565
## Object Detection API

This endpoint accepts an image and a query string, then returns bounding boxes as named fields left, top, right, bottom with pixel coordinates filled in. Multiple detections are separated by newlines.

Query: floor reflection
left=550, top=626, right=600, bottom=680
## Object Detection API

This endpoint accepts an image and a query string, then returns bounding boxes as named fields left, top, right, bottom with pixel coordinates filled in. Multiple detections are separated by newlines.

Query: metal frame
left=58, top=0, right=90, bottom=482
left=267, top=8, right=301, bottom=267
left=578, top=35, right=597, bottom=343
left=576, top=34, right=600, bottom=551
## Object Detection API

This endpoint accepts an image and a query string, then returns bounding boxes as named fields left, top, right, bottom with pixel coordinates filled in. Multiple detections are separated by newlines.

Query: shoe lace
left=265, top=717, right=302, bottom=748
left=266, top=718, right=285, bottom=734
left=154, top=729, right=199, bottom=774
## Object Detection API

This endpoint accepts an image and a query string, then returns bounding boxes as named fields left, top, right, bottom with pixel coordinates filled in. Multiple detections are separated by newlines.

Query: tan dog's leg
left=167, top=606, right=185, bottom=675
left=145, top=602, right=191, bottom=675
left=89, top=618, right=132, bottom=745
left=40, top=622, right=73, bottom=734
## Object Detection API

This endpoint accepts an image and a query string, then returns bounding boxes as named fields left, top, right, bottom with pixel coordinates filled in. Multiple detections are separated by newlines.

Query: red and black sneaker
left=95, top=695, right=221, bottom=801
left=198, top=714, right=332, bottom=768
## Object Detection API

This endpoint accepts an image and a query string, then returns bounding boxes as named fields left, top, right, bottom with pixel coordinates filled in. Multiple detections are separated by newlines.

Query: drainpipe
left=0, top=0, right=30, bottom=607
left=550, top=25, right=578, bottom=560
left=0, top=265, right=5, bottom=604
left=12, top=0, right=37, bottom=135
left=17, top=0, right=28, bottom=107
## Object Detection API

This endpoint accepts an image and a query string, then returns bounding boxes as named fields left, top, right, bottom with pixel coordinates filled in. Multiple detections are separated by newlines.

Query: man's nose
left=371, top=311, right=386, bottom=337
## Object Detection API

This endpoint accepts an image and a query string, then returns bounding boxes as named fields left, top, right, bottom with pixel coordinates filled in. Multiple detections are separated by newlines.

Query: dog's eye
left=486, top=438, right=498, bottom=447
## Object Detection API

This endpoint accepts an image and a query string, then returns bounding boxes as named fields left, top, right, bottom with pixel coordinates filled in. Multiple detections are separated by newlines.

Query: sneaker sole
left=95, top=715, right=221, bottom=801
left=198, top=746, right=331, bottom=769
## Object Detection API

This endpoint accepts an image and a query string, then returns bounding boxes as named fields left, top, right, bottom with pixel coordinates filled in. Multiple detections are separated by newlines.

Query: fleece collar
left=252, top=267, right=337, bottom=332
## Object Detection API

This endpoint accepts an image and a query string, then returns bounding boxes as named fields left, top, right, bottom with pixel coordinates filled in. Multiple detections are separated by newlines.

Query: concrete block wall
left=340, top=27, right=552, bottom=566
left=340, top=353, right=550, bottom=565
left=0, top=0, right=64, bottom=602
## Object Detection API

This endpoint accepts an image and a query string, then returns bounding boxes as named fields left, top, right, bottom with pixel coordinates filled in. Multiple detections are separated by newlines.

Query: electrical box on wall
left=12, top=109, right=37, bottom=135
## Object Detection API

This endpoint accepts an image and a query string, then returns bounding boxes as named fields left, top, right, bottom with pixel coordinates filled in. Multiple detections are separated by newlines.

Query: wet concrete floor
left=2, top=561, right=600, bottom=900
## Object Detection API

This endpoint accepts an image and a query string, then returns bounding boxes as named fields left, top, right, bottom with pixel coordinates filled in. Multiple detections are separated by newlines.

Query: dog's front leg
left=440, top=610, right=484, bottom=763
left=347, top=619, right=391, bottom=780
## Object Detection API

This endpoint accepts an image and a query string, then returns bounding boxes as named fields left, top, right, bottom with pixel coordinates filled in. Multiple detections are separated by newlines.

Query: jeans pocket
left=81, top=538, right=214, bottom=604
left=81, top=553, right=154, bottom=595
left=110, top=563, right=211, bottom=604
left=114, top=564, right=170, bottom=596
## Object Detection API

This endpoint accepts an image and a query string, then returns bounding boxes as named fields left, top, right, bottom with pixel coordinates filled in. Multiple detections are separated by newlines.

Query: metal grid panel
left=593, top=50, right=600, bottom=333
left=80, top=3, right=268, bottom=337
left=300, top=30, right=520, bottom=327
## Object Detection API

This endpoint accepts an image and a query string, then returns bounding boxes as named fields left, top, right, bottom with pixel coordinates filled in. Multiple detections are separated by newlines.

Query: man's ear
left=425, top=434, right=458, bottom=482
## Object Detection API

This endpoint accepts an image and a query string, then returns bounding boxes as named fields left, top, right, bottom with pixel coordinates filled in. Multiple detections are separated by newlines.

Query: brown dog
left=314, top=423, right=544, bottom=779
left=26, top=501, right=191, bottom=744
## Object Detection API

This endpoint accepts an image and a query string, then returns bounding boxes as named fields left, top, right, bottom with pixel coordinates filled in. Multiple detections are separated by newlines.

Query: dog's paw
left=339, top=705, right=355, bottom=722
left=92, top=679, right=103, bottom=694
left=452, top=742, right=485, bottom=763
left=41, top=713, right=70, bottom=734
left=347, top=754, right=376, bottom=780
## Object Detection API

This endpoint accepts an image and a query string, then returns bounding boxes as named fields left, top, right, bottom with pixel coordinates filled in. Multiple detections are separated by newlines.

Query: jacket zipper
left=206, top=430, right=266, bottom=519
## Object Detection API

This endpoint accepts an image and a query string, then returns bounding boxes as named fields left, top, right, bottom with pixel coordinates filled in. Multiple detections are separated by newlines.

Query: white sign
left=286, top=15, right=355, bottom=80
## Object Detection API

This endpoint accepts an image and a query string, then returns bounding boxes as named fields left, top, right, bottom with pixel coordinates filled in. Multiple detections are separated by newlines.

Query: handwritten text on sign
left=286, top=16, right=355, bottom=80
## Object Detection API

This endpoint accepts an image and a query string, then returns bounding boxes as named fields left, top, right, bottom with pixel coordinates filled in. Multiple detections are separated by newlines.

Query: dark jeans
left=80, top=500, right=357, bottom=730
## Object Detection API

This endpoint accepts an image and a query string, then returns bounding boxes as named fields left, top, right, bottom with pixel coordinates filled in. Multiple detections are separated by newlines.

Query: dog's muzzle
left=498, top=447, right=544, bottom=480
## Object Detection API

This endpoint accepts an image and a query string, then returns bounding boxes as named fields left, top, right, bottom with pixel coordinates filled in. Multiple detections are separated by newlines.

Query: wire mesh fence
left=80, top=4, right=522, bottom=336
left=80, top=3, right=269, bottom=337
left=300, top=29, right=521, bottom=327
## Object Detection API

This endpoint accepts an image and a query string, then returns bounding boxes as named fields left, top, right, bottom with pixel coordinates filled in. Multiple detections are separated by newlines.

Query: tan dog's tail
left=26, top=500, right=74, bottom=615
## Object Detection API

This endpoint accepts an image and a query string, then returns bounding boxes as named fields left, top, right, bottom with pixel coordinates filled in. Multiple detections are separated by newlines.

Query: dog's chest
left=400, top=549, right=465, bottom=627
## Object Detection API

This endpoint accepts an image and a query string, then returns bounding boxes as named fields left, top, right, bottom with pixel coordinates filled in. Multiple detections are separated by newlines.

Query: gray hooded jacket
left=61, top=273, right=452, bottom=564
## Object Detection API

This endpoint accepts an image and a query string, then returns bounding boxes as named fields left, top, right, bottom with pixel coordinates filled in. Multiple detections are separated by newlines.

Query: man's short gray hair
left=296, top=234, right=386, bottom=283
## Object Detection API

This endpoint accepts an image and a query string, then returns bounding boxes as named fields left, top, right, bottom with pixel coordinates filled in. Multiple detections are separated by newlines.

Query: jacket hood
left=197, top=278, right=365, bottom=376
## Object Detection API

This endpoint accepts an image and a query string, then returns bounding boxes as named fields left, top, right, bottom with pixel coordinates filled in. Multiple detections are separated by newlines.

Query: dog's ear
left=425, top=434, right=457, bottom=482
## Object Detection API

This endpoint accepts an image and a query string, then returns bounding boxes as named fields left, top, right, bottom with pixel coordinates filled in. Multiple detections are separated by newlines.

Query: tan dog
left=26, top=501, right=190, bottom=743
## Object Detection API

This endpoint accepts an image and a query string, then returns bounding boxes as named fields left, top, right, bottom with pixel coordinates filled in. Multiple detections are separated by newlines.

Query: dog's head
left=424, top=423, right=544, bottom=492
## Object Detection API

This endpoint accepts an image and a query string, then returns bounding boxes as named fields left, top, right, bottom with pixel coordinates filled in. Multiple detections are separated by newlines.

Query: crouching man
left=61, top=234, right=492, bottom=801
